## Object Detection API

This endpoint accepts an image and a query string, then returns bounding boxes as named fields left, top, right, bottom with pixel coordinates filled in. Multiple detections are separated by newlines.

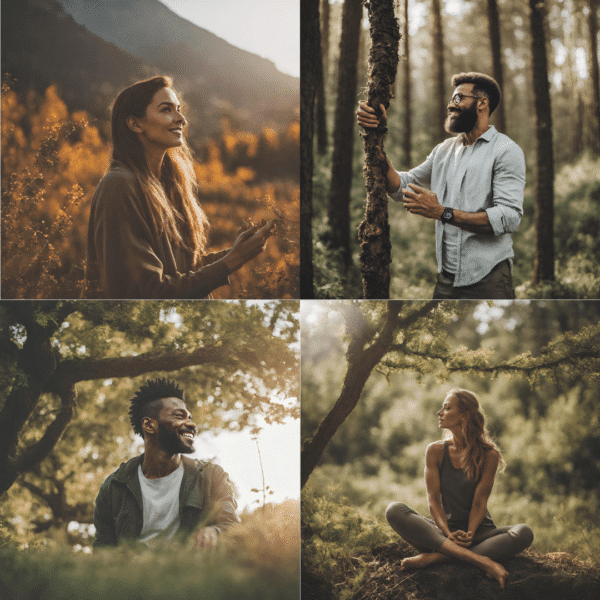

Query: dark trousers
left=432, top=260, right=515, bottom=300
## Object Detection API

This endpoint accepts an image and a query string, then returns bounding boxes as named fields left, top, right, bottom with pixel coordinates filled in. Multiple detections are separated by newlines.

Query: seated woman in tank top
left=385, top=389, right=533, bottom=589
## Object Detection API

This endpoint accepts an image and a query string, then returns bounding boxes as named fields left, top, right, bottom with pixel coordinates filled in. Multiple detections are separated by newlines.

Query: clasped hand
left=447, top=530, right=473, bottom=547
left=194, top=526, right=218, bottom=549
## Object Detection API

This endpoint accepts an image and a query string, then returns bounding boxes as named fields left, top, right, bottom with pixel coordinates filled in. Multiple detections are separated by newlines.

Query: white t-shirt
left=137, top=462, right=184, bottom=546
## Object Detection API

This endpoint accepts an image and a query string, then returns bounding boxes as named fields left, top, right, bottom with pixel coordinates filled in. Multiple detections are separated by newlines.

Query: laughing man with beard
left=357, top=72, right=526, bottom=299
left=93, top=378, right=239, bottom=549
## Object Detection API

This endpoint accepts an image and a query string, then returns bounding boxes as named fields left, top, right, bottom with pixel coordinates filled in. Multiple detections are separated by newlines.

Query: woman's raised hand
left=223, top=219, right=278, bottom=272
left=356, top=102, right=387, bottom=129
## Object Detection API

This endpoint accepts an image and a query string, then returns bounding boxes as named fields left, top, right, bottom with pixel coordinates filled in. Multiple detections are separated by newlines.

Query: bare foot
left=484, top=560, right=509, bottom=589
left=401, top=553, right=445, bottom=570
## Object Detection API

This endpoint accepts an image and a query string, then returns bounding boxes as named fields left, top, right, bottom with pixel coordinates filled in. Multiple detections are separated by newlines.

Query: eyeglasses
left=449, top=93, right=484, bottom=105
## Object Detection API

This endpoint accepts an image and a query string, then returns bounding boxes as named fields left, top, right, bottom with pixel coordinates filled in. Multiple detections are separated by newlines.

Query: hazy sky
left=159, top=0, right=299, bottom=78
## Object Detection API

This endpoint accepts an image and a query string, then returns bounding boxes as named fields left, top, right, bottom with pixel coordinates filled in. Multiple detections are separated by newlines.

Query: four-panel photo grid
left=1, top=1, right=599, bottom=599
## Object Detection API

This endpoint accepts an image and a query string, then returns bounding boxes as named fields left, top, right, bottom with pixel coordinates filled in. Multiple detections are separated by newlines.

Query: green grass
left=0, top=502, right=299, bottom=600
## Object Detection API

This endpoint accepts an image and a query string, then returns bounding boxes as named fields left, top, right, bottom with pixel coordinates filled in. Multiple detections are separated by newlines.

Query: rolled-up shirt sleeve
left=485, top=142, right=526, bottom=235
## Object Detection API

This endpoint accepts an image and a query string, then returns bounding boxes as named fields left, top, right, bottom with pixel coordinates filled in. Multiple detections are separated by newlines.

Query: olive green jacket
left=93, top=454, right=239, bottom=548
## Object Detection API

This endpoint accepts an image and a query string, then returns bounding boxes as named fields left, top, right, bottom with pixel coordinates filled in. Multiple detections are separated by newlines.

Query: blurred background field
left=0, top=500, right=300, bottom=600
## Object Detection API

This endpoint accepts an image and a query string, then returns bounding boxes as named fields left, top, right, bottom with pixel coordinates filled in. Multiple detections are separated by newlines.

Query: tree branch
left=18, top=385, right=77, bottom=476
left=301, top=301, right=438, bottom=487
left=50, top=345, right=256, bottom=387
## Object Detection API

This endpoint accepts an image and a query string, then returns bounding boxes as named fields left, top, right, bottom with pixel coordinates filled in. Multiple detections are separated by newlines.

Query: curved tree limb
left=301, top=300, right=438, bottom=487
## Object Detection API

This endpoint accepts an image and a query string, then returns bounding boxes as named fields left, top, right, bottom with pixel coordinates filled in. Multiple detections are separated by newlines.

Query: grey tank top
left=439, top=441, right=495, bottom=530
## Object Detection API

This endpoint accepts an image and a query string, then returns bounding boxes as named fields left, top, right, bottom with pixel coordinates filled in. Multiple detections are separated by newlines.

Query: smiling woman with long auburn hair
left=86, top=76, right=276, bottom=299
left=385, top=389, right=533, bottom=589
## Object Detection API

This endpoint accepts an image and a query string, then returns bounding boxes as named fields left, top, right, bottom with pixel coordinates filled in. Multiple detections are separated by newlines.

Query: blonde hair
left=443, top=389, right=505, bottom=480
left=110, top=76, right=208, bottom=266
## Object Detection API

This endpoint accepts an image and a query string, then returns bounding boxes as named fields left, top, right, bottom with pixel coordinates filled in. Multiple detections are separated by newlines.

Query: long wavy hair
left=111, top=76, right=208, bottom=265
left=443, top=389, right=505, bottom=480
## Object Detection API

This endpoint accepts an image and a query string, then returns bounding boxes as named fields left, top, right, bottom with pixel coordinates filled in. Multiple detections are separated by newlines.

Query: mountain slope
left=56, top=0, right=299, bottom=126
left=1, top=0, right=147, bottom=121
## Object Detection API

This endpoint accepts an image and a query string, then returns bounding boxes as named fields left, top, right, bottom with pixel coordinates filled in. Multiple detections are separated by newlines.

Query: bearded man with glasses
left=357, top=72, right=525, bottom=299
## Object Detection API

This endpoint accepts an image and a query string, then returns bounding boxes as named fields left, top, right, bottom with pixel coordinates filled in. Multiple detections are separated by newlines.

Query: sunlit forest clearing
left=305, top=0, right=600, bottom=299
left=0, top=301, right=300, bottom=598
left=1, top=79, right=299, bottom=299
left=301, top=300, right=600, bottom=598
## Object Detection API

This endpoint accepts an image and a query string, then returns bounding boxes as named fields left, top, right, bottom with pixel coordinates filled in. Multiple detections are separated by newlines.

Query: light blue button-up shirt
left=388, top=126, right=526, bottom=287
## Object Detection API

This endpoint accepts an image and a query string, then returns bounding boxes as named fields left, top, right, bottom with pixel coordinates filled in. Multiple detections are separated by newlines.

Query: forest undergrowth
left=312, top=136, right=600, bottom=299
left=302, top=487, right=600, bottom=600
left=1, top=78, right=299, bottom=299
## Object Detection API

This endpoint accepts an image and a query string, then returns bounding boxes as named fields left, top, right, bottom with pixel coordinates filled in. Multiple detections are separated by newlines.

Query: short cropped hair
left=451, top=72, right=501, bottom=115
left=128, top=378, right=185, bottom=436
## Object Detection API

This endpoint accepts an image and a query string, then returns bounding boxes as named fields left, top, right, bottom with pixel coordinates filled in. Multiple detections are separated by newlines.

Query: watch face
left=443, top=209, right=453, bottom=222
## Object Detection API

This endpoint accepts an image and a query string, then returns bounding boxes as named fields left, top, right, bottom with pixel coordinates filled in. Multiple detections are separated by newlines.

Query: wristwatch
left=441, top=207, right=454, bottom=224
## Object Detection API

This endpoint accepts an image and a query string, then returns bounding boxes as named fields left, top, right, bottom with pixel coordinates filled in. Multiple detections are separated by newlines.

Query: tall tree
left=589, top=0, right=600, bottom=155
left=316, top=0, right=330, bottom=155
left=327, top=0, right=363, bottom=270
left=487, top=0, right=506, bottom=133
left=529, top=0, right=555, bottom=283
left=402, top=0, right=412, bottom=168
left=300, top=0, right=321, bottom=298
left=301, top=301, right=438, bottom=487
left=0, top=301, right=299, bottom=496
left=301, top=300, right=600, bottom=489
left=432, top=0, right=446, bottom=141
left=357, top=0, right=401, bottom=299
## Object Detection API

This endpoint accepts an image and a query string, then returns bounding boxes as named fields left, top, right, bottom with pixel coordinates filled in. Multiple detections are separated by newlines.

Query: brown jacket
left=86, top=166, right=230, bottom=298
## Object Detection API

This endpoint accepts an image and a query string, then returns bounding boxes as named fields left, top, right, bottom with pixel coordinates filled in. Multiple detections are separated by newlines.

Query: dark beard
left=444, top=102, right=478, bottom=134
left=157, top=421, right=194, bottom=455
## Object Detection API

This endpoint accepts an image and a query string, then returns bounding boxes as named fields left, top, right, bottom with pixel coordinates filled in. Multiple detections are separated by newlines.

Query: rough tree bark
left=589, top=0, right=600, bottom=156
left=300, top=0, right=320, bottom=298
left=487, top=0, right=506, bottom=133
left=327, top=0, right=363, bottom=270
left=316, top=0, right=329, bottom=155
left=402, top=0, right=412, bottom=168
left=301, top=300, right=438, bottom=488
left=529, top=0, right=555, bottom=284
left=357, top=0, right=400, bottom=299
left=432, top=0, right=446, bottom=141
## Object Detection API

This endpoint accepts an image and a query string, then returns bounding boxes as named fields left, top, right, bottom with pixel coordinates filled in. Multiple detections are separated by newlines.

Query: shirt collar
left=457, top=125, right=496, bottom=147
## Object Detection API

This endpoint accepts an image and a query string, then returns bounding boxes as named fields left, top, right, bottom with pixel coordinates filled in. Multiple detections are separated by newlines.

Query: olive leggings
left=385, top=502, right=533, bottom=561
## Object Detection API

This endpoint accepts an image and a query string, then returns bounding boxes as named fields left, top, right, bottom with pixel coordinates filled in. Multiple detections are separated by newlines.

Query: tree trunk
left=327, top=0, right=363, bottom=270
left=589, top=0, right=600, bottom=156
left=316, top=0, right=330, bottom=155
left=300, top=0, right=320, bottom=298
left=358, top=0, right=400, bottom=299
left=402, top=0, right=412, bottom=168
left=487, top=0, right=506, bottom=133
left=432, top=0, right=446, bottom=141
left=529, top=0, right=555, bottom=284
left=301, top=300, right=437, bottom=488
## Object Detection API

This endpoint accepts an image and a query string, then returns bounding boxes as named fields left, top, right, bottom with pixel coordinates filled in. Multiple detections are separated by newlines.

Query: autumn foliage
left=1, top=78, right=299, bottom=299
